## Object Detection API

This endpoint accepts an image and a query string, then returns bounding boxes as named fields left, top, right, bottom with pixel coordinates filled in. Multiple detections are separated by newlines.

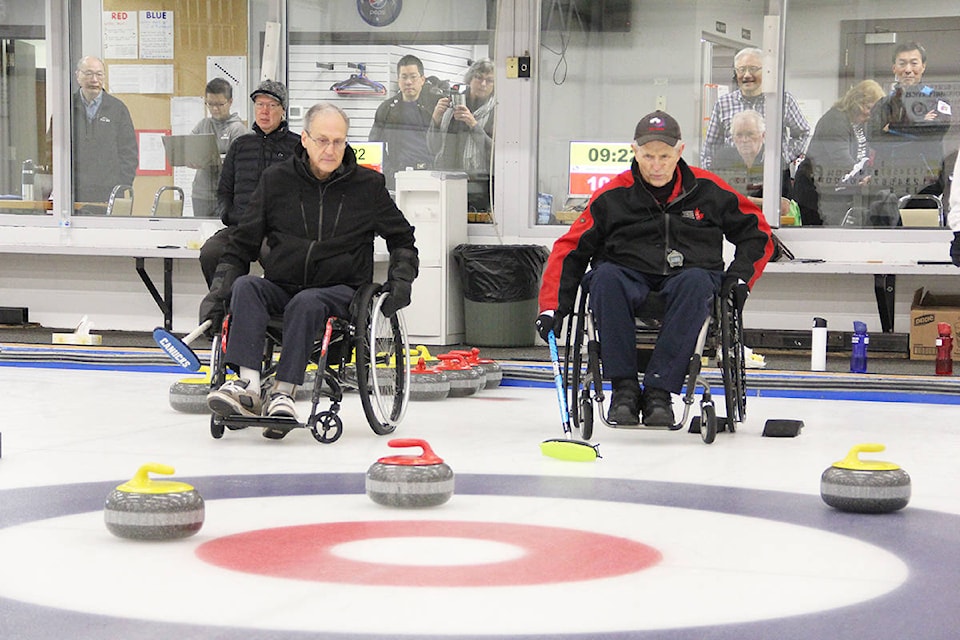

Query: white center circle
left=330, top=536, right=526, bottom=566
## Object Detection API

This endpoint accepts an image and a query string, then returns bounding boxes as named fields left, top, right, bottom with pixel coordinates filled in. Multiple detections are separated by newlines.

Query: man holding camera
left=369, top=55, right=441, bottom=190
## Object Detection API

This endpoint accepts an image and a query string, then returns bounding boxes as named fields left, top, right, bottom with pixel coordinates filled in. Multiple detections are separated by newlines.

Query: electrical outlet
left=518, top=56, right=531, bottom=78
left=506, top=57, right=519, bottom=79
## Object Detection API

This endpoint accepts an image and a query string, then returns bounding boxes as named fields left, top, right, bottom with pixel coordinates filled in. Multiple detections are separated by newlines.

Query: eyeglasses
left=735, top=65, right=762, bottom=76
left=473, top=76, right=495, bottom=86
left=79, top=70, right=105, bottom=78
left=305, top=132, right=347, bottom=151
left=254, top=101, right=282, bottom=111
left=205, top=101, right=228, bottom=108
left=399, top=73, right=422, bottom=82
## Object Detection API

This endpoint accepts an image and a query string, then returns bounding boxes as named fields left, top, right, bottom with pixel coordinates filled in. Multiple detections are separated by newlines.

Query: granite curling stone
left=452, top=348, right=502, bottom=389
left=435, top=353, right=483, bottom=397
left=105, top=463, right=205, bottom=540
left=820, top=443, right=911, bottom=514
left=169, top=372, right=213, bottom=414
left=366, top=438, right=454, bottom=508
left=409, top=357, right=451, bottom=401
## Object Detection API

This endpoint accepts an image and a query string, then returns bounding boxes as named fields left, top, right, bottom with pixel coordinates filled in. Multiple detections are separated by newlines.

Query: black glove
left=951, top=231, right=960, bottom=267
left=721, top=276, right=749, bottom=312
left=536, top=311, right=562, bottom=342
left=199, top=262, right=241, bottom=337
left=380, top=280, right=412, bottom=317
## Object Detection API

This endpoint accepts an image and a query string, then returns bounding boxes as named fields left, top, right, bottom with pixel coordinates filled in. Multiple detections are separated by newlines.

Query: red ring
left=196, top=520, right=661, bottom=586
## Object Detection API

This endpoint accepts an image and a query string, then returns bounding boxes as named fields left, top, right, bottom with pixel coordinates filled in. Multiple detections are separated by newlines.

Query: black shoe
left=608, top=384, right=641, bottom=426
left=642, top=387, right=675, bottom=427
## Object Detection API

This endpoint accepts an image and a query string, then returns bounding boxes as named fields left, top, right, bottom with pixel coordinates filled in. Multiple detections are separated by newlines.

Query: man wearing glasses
left=700, top=47, right=810, bottom=171
left=368, top=55, right=441, bottom=190
left=71, top=56, right=138, bottom=206
left=189, top=78, right=248, bottom=218
left=201, top=103, right=418, bottom=430
left=199, top=79, right=300, bottom=287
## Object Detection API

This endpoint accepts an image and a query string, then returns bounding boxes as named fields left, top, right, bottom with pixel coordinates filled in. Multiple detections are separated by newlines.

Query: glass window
left=287, top=0, right=496, bottom=221
left=785, top=4, right=958, bottom=230
left=0, top=5, right=48, bottom=216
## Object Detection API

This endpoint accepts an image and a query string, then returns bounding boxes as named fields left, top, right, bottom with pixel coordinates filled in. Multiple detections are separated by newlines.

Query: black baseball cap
left=634, top=110, right=682, bottom=146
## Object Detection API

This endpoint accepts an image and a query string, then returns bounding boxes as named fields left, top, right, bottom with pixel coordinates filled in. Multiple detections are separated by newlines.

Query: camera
left=424, top=77, right=467, bottom=106
left=448, top=82, right=467, bottom=107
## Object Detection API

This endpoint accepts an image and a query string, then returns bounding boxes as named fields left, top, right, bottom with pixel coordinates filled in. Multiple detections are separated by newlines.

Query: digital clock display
left=568, top=141, right=634, bottom=197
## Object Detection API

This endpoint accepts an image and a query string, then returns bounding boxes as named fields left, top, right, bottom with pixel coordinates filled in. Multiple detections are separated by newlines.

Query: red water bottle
left=935, top=322, right=953, bottom=375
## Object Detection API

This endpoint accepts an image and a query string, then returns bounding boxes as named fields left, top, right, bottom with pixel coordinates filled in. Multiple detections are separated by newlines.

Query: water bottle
left=936, top=322, right=953, bottom=376
left=850, top=321, right=868, bottom=374
left=21, top=159, right=35, bottom=201
left=811, top=317, right=827, bottom=371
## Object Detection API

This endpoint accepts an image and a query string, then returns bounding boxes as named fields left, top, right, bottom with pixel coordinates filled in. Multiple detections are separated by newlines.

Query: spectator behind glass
left=71, top=56, right=138, bottom=208
left=712, top=109, right=793, bottom=219
left=199, top=79, right=300, bottom=288
left=428, top=58, right=496, bottom=212
left=867, top=42, right=952, bottom=195
left=369, top=54, right=441, bottom=191
left=793, top=80, right=885, bottom=226
left=189, top=78, right=248, bottom=218
left=700, top=47, right=810, bottom=171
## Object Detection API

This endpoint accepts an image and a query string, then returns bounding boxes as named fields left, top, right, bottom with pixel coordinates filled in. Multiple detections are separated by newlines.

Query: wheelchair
left=562, top=281, right=747, bottom=445
left=207, top=283, right=410, bottom=444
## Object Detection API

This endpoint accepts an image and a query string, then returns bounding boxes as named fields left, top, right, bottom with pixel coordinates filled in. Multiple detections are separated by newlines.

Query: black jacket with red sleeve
left=538, top=157, right=773, bottom=316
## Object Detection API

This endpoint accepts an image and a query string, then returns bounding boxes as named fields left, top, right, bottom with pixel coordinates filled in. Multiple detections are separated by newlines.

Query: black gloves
left=721, top=276, right=750, bottom=312
left=536, top=311, right=563, bottom=342
left=199, top=262, right=242, bottom=337
left=381, top=247, right=419, bottom=317
left=380, top=280, right=412, bottom=317
left=951, top=231, right=960, bottom=267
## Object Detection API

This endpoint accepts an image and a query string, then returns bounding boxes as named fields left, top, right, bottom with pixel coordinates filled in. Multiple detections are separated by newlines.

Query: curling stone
left=408, top=344, right=440, bottom=366
left=104, top=463, right=205, bottom=540
left=435, top=353, right=483, bottom=397
left=169, top=370, right=213, bottom=414
left=452, top=348, right=502, bottom=389
left=409, top=357, right=451, bottom=401
left=820, top=443, right=911, bottom=514
left=366, top=438, right=454, bottom=508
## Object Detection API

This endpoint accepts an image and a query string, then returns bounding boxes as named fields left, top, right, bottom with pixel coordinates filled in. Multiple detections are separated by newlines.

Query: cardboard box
left=909, top=288, right=960, bottom=360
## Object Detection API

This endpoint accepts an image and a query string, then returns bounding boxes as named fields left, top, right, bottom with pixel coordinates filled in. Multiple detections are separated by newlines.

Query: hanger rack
left=330, top=62, right=386, bottom=96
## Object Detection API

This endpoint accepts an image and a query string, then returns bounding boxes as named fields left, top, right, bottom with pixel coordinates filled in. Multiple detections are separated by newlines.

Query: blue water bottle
left=850, top=321, right=868, bottom=373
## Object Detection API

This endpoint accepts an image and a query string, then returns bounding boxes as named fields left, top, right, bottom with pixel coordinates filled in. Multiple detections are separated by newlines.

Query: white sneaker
left=207, top=378, right=261, bottom=417
left=263, top=392, right=298, bottom=439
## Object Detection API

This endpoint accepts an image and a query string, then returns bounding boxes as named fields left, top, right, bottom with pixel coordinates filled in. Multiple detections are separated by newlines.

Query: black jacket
left=219, top=143, right=418, bottom=295
left=71, top=90, right=138, bottom=203
left=369, top=90, right=441, bottom=187
left=216, top=121, right=300, bottom=226
left=539, top=157, right=772, bottom=315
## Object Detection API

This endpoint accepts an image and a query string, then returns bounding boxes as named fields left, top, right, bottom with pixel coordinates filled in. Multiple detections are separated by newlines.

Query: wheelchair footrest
left=606, top=421, right=684, bottom=432
left=216, top=414, right=302, bottom=433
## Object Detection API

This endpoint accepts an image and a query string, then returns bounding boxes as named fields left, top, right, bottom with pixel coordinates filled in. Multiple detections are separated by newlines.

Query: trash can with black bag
left=452, top=244, right=550, bottom=347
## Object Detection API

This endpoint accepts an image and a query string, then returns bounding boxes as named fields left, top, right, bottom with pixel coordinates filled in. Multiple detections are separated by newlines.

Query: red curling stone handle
left=377, top=438, right=444, bottom=466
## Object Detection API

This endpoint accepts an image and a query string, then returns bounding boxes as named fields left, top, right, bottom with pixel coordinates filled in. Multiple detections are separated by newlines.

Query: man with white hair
left=701, top=47, right=810, bottom=170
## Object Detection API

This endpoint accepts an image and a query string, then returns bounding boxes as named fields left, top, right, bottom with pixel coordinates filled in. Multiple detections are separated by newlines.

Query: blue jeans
left=584, top=263, right=721, bottom=394
left=224, top=275, right=356, bottom=385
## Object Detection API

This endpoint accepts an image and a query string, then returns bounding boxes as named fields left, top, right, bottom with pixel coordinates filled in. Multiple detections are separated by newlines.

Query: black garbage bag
left=452, top=244, right=550, bottom=303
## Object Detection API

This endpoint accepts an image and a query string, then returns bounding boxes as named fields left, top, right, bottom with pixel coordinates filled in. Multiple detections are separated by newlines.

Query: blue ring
left=1, top=473, right=957, bottom=639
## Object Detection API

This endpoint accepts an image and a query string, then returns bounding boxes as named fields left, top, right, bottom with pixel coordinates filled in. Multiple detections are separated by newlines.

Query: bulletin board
left=101, top=1, right=248, bottom=215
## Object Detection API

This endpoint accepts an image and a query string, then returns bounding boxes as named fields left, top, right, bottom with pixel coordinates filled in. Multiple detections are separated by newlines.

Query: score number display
left=568, top=141, right=634, bottom=198
left=350, top=141, right=384, bottom=173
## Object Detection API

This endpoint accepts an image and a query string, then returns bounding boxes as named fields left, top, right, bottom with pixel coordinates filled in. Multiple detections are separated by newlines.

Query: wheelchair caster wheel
left=210, top=415, right=225, bottom=440
left=310, top=411, right=343, bottom=444
left=699, top=403, right=717, bottom=444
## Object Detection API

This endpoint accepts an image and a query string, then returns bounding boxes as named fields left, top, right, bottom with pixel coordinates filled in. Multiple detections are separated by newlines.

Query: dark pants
left=199, top=227, right=234, bottom=288
left=584, top=263, right=721, bottom=394
left=225, top=275, right=356, bottom=385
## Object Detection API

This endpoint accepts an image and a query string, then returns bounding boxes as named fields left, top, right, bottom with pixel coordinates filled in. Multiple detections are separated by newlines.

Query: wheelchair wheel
left=699, top=403, right=717, bottom=444
left=355, top=289, right=410, bottom=435
left=309, top=410, right=343, bottom=444
left=567, top=292, right=597, bottom=440
left=208, top=334, right=225, bottom=439
left=720, top=294, right=747, bottom=430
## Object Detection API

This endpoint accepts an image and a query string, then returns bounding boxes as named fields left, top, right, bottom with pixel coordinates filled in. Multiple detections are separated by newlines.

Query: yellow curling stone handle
left=832, top=443, right=900, bottom=471
left=116, top=463, right=196, bottom=494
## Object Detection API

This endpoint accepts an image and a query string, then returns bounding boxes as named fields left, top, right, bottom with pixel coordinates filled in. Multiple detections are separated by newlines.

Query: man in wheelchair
left=537, top=110, right=772, bottom=427
left=199, top=102, right=418, bottom=433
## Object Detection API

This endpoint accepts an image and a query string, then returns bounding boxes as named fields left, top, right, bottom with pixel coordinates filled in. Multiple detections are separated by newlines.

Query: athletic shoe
left=207, top=378, right=261, bottom=417
left=642, top=387, right=675, bottom=427
left=262, top=392, right=298, bottom=439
